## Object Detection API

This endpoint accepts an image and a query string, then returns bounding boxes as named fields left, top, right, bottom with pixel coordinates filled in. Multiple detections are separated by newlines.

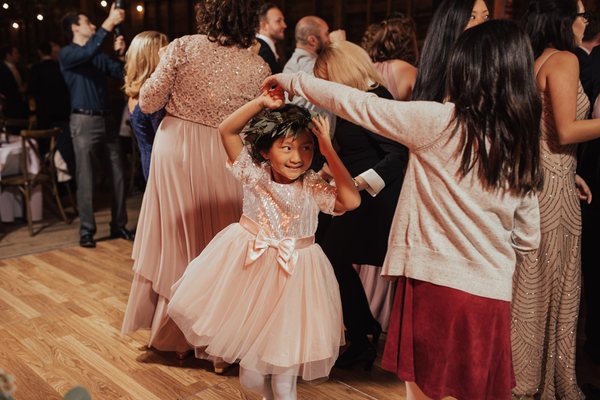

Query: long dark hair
left=521, top=0, right=578, bottom=58
left=412, top=0, right=480, bottom=101
left=447, top=20, right=543, bottom=195
left=195, top=0, right=259, bottom=48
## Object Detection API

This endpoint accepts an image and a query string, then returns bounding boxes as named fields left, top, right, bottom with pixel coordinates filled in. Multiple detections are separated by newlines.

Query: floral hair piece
left=244, top=104, right=318, bottom=162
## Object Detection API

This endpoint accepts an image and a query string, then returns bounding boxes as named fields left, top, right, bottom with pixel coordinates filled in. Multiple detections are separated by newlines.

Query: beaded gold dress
left=121, top=35, right=269, bottom=351
left=511, top=51, right=588, bottom=400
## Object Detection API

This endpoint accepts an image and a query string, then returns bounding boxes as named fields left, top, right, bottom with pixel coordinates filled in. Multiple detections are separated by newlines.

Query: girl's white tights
left=405, top=382, right=432, bottom=400
left=239, top=367, right=297, bottom=400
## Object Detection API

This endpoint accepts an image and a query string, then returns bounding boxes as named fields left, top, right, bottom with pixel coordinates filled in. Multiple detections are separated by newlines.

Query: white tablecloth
left=0, top=135, right=43, bottom=222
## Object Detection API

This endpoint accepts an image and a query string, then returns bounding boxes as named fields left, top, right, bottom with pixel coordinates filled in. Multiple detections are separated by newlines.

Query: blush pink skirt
left=121, top=116, right=243, bottom=352
left=168, top=216, right=344, bottom=380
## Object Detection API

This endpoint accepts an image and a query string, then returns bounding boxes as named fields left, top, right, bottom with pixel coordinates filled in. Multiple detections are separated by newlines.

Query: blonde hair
left=123, top=31, right=168, bottom=98
left=313, top=41, right=384, bottom=91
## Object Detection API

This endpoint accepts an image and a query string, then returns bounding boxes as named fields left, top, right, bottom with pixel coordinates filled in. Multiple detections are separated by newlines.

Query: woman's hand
left=259, top=89, right=284, bottom=110
left=575, top=174, right=592, bottom=204
left=261, top=74, right=293, bottom=100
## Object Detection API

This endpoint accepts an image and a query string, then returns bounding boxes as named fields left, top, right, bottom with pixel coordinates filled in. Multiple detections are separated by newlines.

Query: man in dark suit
left=256, top=2, right=287, bottom=74
left=574, top=13, right=600, bottom=372
left=29, top=41, right=76, bottom=177
left=0, top=45, right=29, bottom=121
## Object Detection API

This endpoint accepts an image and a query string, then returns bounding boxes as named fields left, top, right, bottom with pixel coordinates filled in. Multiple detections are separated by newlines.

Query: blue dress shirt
left=59, top=28, right=124, bottom=112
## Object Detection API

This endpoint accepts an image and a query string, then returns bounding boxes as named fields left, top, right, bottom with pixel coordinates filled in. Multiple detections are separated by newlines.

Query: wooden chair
left=0, top=127, right=71, bottom=235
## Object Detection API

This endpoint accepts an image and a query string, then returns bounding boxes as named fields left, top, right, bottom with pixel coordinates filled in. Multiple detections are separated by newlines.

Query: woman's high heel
left=213, top=359, right=232, bottom=374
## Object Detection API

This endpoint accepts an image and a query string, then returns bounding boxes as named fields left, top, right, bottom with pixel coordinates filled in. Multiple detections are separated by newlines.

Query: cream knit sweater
left=277, top=72, right=540, bottom=301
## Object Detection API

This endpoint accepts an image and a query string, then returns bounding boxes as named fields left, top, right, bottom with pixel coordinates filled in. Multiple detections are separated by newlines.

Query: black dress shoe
left=110, top=227, right=135, bottom=241
left=79, top=234, right=96, bottom=248
left=335, top=343, right=377, bottom=371
left=368, top=320, right=382, bottom=345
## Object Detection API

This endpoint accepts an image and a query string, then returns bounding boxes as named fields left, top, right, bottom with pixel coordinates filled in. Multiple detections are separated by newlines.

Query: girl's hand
left=575, top=174, right=592, bottom=204
left=310, top=115, right=332, bottom=149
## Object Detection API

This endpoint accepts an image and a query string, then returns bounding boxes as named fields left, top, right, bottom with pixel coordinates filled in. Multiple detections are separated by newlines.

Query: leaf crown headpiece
left=244, top=104, right=317, bottom=163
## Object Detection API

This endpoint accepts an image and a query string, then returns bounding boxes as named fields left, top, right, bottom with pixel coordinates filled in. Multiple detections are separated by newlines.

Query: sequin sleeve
left=303, top=170, right=337, bottom=215
left=226, top=146, right=262, bottom=184
left=139, top=38, right=182, bottom=114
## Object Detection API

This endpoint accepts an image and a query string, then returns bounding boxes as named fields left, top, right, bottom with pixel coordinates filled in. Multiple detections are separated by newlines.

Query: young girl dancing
left=167, top=93, right=360, bottom=399
left=264, top=19, right=542, bottom=399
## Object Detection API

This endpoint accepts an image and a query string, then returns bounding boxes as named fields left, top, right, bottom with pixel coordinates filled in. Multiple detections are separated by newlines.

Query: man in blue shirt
left=60, top=3, right=134, bottom=248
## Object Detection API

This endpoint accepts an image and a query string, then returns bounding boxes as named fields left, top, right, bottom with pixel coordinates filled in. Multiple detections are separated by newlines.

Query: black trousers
left=322, top=237, right=377, bottom=347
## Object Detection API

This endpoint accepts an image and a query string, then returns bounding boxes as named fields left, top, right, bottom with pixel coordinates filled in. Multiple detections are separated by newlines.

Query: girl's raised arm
left=218, top=91, right=284, bottom=163
left=311, top=116, right=361, bottom=212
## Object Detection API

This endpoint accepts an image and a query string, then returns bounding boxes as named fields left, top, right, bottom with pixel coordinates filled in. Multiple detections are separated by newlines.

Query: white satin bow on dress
left=245, top=229, right=299, bottom=275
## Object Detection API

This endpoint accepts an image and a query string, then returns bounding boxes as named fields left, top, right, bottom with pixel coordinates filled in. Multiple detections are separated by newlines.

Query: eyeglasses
left=575, top=11, right=591, bottom=21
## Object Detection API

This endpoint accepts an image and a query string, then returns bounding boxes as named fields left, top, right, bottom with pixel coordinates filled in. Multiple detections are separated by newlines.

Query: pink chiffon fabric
left=120, top=35, right=269, bottom=351
left=121, top=118, right=243, bottom=351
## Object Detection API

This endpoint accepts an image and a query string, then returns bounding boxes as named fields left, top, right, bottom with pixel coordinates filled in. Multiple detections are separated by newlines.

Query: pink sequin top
left=228, top=147, right=337, bottom=240
left=139, top=35, right=270, bottom=127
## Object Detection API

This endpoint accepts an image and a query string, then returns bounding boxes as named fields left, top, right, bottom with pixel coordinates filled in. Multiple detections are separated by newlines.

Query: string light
left=36, top=14, right=43, bottom=21
left=11, top=22, right=19, bottom=29
left=100, top=0, right=107, bottom=7
left=136, top=4, right=143, bottom=12
left=2, top=3, right=9, bottom=10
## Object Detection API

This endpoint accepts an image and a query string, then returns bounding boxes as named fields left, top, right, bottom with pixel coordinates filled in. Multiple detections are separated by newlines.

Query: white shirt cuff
left=359, top=169, right=385, bottom=197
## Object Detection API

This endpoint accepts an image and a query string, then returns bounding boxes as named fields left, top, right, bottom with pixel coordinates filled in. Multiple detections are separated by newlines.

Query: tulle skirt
left=121, top=116, right=243, bottom=351
left=168, top=216, right=344, bottom=380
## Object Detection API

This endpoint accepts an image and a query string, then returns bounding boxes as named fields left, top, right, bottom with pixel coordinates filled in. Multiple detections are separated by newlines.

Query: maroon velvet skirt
left=381, top=277, right=514, bottom=400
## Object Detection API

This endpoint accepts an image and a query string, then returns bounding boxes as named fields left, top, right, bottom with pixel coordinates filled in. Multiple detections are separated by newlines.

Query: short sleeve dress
left=168, top=147, right=344, bottom=380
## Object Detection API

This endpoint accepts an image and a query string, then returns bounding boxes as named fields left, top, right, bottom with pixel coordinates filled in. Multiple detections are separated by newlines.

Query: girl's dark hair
left=361, top=14, right=418, bottom=66
left=195, top=0, right=259, bottom=48
left=244, top=104, right=316, bottom=163
left=447, top=19, right=543, bottom=195
left=412, top=0, right=480, bottom=101
left=521, top=0, right=578, bottom=58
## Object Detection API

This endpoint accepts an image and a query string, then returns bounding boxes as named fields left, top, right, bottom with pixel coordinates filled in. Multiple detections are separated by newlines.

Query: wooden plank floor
left=0, top=240, right=407, bottom=400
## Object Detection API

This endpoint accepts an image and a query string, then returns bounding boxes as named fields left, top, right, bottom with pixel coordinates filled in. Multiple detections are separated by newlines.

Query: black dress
left=320, top=85, right=407, bottom=354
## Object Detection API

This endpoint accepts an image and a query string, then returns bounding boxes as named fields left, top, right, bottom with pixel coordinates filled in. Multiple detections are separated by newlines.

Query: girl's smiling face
left=261, top=129, right=314, bottom=184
